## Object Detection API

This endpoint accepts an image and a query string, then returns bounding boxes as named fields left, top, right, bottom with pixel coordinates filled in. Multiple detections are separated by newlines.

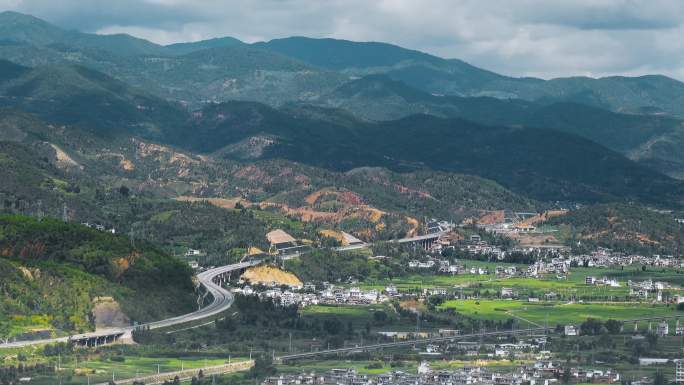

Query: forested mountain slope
left=546, top=203, right=684, bottom=255
left=180, top=102, right=684, bottom=204
left=0, top=215, right=195, bottom=339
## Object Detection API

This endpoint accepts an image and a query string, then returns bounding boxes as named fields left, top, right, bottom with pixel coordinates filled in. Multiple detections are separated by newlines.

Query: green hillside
left=177, top=101, right=684, bottom=204
left=546, top=203, right=684, bottom=254
left=166, top=36, right=246, bottom=54
left=253, top=36, right=448, bottom=70
left=0, top=11, right=67, bottom=46
left=253, top=36, right=507, bottom=95
left=0, top=215, right=195, bottom=339
left=2, top=13, right=684, bottom=119
left=316, top=75, right=684, bottom=177
left=0, top=64, right=187, bottom=137
left=0, top=13, right=683, bottom=206
left=0, top=140, right=94, bottom=218
left=253, top=37, right=684, bottom=117
left=0, top=11, right=171, bottom=56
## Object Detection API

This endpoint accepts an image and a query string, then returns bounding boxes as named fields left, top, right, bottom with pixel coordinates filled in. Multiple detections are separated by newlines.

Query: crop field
left=356, top=260, right=527, bottom=290
left=303, top=305, right=383, bottom=318
left=27, top=355, right=246, bottom=385
left=301, top=304, right=407, bottom=327
left=438, top=299, right=681, bottom=326
left=357, top=263, right=684, bottom=301
left=278, top=359, right=418, bottom=375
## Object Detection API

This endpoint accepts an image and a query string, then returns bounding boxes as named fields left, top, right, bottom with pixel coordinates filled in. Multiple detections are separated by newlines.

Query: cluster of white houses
left=233, top=283, right=387, bottom=307
left=262, top=361, right=621, bottom=385
left=627, top=279, right=680, bottom=302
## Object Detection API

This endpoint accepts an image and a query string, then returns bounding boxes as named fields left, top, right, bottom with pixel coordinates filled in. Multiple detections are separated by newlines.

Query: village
left=262, top=362, right=622, bottom=385
left=206, top=221, right=684, bottom=311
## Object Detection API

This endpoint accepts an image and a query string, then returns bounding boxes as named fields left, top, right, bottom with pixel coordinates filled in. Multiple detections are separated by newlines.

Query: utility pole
left=545, top=313, right=549, bottom=334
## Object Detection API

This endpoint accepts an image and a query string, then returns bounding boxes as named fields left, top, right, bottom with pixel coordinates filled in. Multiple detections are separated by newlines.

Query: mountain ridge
left=2, top=11, right=683, bottom=118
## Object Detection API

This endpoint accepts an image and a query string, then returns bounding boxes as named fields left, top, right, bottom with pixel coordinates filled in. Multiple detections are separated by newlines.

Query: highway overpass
left=334, top=230, right=449, bottom=252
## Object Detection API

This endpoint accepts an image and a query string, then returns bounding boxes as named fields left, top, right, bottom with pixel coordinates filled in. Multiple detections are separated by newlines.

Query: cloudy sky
left=2, top=0, right=684, bottom=80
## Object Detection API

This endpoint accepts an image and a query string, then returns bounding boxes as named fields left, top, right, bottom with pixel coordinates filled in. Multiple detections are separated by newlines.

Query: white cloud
left=2, top=0, right=684, bottom=80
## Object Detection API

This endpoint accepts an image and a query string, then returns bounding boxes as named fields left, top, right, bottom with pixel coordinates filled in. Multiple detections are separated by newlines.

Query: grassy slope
left=0, top=215, right=195, bottom=338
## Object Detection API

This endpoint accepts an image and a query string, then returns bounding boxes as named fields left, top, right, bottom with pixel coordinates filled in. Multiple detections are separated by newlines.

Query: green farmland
left=357, top=263, right=684, bottom=301
left=26, top=355, right=247, bottom=385
left=438, top=299, right=681, bottom=326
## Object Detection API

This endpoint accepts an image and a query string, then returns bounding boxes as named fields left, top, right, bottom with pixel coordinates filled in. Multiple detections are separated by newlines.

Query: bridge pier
left=71, top=332, right=125, bottom=348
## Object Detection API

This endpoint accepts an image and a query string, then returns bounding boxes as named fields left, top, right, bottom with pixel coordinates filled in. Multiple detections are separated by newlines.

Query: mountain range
left=1, top=10, right=684, bottom=208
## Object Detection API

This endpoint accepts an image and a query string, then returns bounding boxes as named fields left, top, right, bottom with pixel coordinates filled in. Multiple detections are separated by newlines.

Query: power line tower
left=62, top=202, right=69, bottom=222
left=416, top=311, right=421, bottom=336
left=36, top=200, right=44, bottom=220
left=479, top=319, right=484, bottom=346
left=129, top=226, right=136, bottom=248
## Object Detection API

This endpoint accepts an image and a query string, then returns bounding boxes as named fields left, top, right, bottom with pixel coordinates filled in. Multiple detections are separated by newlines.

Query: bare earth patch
left=49, top=143, right=82, bottom=170
left=240, top=265, right=303, bottom=288
left=176, top=196, right=252, bottom=209
left=92, top=297, right=130, bottom=330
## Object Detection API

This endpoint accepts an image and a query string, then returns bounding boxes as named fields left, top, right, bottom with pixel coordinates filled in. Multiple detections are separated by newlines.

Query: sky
left=2, top=0, right=684, bottom=80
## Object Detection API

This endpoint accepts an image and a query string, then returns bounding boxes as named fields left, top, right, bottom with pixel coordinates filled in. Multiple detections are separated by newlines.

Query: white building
left=676, top=359, right=684, bottom=382
left=657, top=322, right=669, bottom=337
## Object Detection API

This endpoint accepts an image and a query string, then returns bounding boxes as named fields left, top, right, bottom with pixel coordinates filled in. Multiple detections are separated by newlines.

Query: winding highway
left=4, top=231, right=675, bottom=351
left=0, top=230, right=442, bottom=349
left=0, top=260, right=260, bottom=349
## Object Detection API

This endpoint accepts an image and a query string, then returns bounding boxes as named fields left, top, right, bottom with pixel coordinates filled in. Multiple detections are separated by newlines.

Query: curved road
left=0, top=261, right=259, bottom=349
